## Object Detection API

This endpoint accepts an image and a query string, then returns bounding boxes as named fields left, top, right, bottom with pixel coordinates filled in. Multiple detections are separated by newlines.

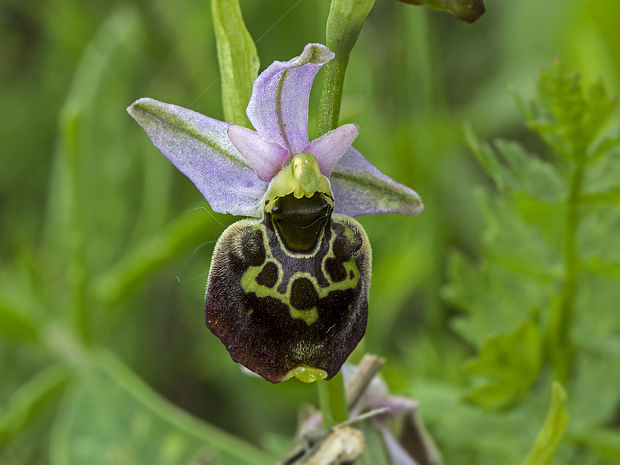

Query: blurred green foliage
left=446, top=59, right=620, bottom=463
left=1, top=0, right=620, bottom=464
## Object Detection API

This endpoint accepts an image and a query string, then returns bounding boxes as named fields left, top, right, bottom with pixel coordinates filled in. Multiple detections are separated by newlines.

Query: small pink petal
left=227, top=125, right=291, bottom=181
left=304, top=124, right=359, bottom=176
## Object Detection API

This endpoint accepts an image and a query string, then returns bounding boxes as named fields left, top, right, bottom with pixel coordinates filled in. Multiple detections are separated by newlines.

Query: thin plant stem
left=315, top=0, right=375, bottom=138
left=315, top=0, right=374, bottom=429
left=317, top=371, right=348, bottom=429
left=551, top=155, right=586, bottom=383
left=316, top=56, right=349, bottom=137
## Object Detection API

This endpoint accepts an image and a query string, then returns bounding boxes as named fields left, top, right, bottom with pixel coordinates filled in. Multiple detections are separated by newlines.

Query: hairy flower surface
left=128, top=43, right=422, bottom=383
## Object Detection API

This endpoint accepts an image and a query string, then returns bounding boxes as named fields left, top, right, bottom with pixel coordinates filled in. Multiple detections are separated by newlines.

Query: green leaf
left=451, top=64, right=620, bottom=421
left=0, top=294, right=38, bottom=342
left=464, top=322, right=543, bottom=410
left=573, top=429, right=620, bottom=462
left=212, top=0, right=259, bottom=127
left=445, top=253, right=548, bottom=347
left=565, top=273, right=620, bottom=433
left=413, top=379, right=549, bottom=464
left=566, top=349, right=620, bottom=433
left=581, top=145, right=620, bottom=198
left=528, top=60, right=617, bottom=159
left=47, top=5, right=142, bottom=258
left=465, top=125, right=567, bottom=203
left=398, top=0, right=485, bottom=23
left=587, top=124, right=620, bottom=161
left=580, top=207, right=620, bottom=271
left=50, top=352, right=272, bottom=465
left=464, top=124, right=505, bottom=187
left=0, top=365, right=70, bottom=448
left=476, top=190, right=561, bottom=279
left=493, top=138, right=566, bottom=203
left=0, top=267, right=44, bottom=342
left=521, top=382, right=570, bottom=465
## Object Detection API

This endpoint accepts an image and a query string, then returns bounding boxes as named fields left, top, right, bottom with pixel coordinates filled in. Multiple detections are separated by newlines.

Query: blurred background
left=1, top=0, right=620, bottom=464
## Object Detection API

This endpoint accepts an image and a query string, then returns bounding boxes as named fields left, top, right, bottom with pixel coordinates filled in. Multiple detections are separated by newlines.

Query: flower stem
left=315, top=0, right=374, bottom=429
left=316, top=0, right=375, bottom=137
left=550, top=155, right=586, bottom=383
left=317, top=371, right=348, bottom=429
left=316, top=56, right=349, bottom=137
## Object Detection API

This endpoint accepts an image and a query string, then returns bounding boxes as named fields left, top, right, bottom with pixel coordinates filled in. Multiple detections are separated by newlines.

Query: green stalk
left=315, top=0, right=374, bottom=429
left=317, top=371, right=348, bottom=429
left=212, top=0, right=259, bottom=127
left=551, top=156, right=586, bottom=383
left=316, top=57, right=349, bottom=136
left=316, top=0, right=375, bottom=138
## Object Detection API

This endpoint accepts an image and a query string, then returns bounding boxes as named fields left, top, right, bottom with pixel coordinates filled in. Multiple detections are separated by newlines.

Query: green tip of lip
left=285, top=366, right=328, bottom=383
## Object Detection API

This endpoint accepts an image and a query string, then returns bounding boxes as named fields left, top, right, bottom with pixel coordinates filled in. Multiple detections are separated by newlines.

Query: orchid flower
left=128, top=43, right=422, bottom=384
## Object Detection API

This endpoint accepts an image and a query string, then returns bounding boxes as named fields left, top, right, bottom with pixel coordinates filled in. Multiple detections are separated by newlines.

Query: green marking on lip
left=239, top=219, right=361, bottom=326
left=290, top=306, right=319, bottom=325
left=241, top=265, right=320, bottom=326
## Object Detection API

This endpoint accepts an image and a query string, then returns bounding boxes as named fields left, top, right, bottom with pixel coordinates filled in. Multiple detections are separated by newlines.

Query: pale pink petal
left=227, top=125, right=290, bottom=181
left=303, top=124, right=359, bottom=176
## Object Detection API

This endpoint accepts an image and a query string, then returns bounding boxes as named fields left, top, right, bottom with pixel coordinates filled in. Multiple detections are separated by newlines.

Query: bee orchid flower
left=128, top=43, right=423, bottom=384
